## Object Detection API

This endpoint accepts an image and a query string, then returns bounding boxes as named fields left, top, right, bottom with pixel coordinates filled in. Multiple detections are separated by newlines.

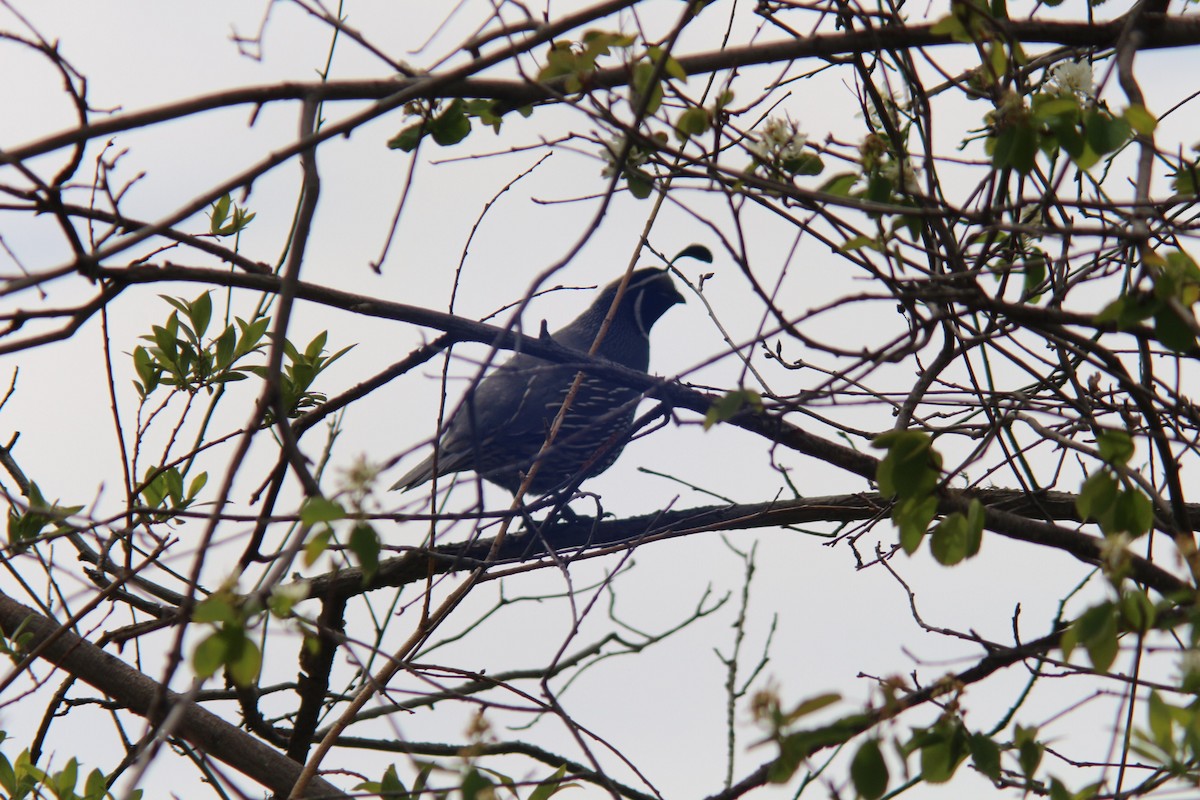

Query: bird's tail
left=390, top=448, right=472, bottom=492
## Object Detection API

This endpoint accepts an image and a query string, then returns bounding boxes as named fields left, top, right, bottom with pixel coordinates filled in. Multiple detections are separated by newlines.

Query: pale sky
left=1, top=1, right=1193, bottom=798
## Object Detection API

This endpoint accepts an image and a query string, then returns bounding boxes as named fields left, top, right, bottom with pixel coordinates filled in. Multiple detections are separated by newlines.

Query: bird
left=392, top=268, right=685, bottom=496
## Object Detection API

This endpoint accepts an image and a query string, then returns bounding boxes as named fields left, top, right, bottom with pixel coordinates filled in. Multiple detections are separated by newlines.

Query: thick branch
left=303, top=489, right=1190, bottom=600
left=0, top=592, right=345, bottom=799
left=9, top=17, right=1200, bottom=163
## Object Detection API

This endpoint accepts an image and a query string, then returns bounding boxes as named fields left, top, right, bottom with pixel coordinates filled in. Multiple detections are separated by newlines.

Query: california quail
left=392, top=268, right=684, bottom=495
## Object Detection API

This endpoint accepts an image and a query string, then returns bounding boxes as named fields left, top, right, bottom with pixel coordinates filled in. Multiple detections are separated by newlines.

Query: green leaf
left=461, top=767, right=493, bottom=800
left=1120, top=587, right=1157, bottom=632
left=214, top=324, right=237, bottom=369
left=305, top=330, right=329, bottom=360
left=895, top=494, right=939, bottom=555
left=164, top=467, right=184, bottom=504
left=268, top=583, right=307, bottom=617
left=783, top=692, right=842, bottom=723
left=187, top=472, right=208, bottom=502
left=1172, top=161, right=1198, bottom=195
left=964, top=498, right=985, bottom=557
left=1018, top=253, right=1047, bottom=300
left=968, top=733, right=1002, bottom=780
left=53, top=758, right=78, bottom=797
left=236, top=316, right=270, bottom=356
left=388, top=121, right=425, bottom=152
left=1059, top=623, right=1078, bottom=663
left=83, top=768, right=107, bottom=800
left=193, top=595, right=239, bottom=624
left=863, top=173, right=893, bottom=203
left=301, top=496, right=346, bottom=526
left=1148, top=690, right=1175, bottom=752
left=527, top=766, right=570, bottom=800
left=133, top=345, right=159, bottom=395
left=930, top=13, right=971, bottom=43
left=993, top=121, right=1038, bottom=174
left=193, top=631, right=229, bottom=678
left=378, top=764, right=407, bottom=797
left=919, top=733, right=965, bottom=783
left=930, top=507, right=983, bottom=566
left=1085, top=110, right=1131, bottom=155
left=625, top=169, right=654, bottom=199
left=1123, top=104, right=1157, bottom=136
left=1154, top=306, right=1197, bottom=352
left=1015, top=724, right=1044, bottom=778
left=1071, top=141, right=1101, bottom=170
left=228, top=206, right=255, bottom=234
left=820, top=172, right=860, bottom=197
left=428, top=100, right=471, bottom=146
left=839, top=235, right=882, bottom=253
left=463, top=98, right=504, bottom=131
left=981, top=43, right=1008, bottom=84
left=190, top=292, right=212, bottom=339
left=873, top=430, right=941, bottom=498
left=1032, top=94, right=1080, bottom=122
left=1113, top=488, right=1154, bottom=537
left=704, top=389, right=763, bottom=429
left=660, top=54, right=687, bottom=82
left=674, top=106, right=710, bottom=140
left=850, top=739, right=889, bottom=800
left=1096, top=292, right=1157, bottom=328
left=350, top=523, right=381, bottom=582
left=1076, top=601, right=1119, bottom=673
left=769, top=714, right=867, bottom=783
left=152, top=318, right=179, bottom=359
left=282, top=337, right=301, bottom=365
left=631, top=61, right=664, bottom=115
left=783, top=152, right=824, bottom=176
left=929, top=513, right=965, bottom=565
left=1048, top=777, right=1071, bottom=800
left=0, top=752, right=14, bottom=794
left=1076, top=470, right=1117, bottom=524
left=8, top=482, right=64, bottom=547
left=210, top=194, right=231, bottom=233
left=227, top=635, right=262, bottom=686
left=304, top=528, right=332, bottom=567
left=1096, top=429, right=1134, bottom=465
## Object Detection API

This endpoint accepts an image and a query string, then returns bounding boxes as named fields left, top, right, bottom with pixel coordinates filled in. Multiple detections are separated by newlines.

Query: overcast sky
left=2, top=0, right=1194, bottom=797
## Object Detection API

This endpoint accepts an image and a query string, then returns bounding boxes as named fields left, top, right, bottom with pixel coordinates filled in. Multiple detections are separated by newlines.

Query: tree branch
left=0, top=591, right=345, bottom=799
left=8, top=17, right=1200, bottom=163
left=300, top=489, right=1189, bottom=600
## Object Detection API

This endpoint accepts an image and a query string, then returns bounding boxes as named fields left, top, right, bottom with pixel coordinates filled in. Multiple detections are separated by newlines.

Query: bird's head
left=611, top=268, right=685, bottom=339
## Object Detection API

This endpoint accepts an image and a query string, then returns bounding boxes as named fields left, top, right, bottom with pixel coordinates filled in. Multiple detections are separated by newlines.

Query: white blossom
left=748, top=116, right=808, bottom=162
left=879, top=156, right=923, bottom=194
left=600, top=135, right=650, bottom=177
left=1049, top=62, right=1094, bottom=98
left=338, top=454, right=380, bottom=494
left=270, top=581, right=310, bottom=615
left=1098, top=531, right=1132, bottom=573
left=1181, top=649, right=1200, bottom=678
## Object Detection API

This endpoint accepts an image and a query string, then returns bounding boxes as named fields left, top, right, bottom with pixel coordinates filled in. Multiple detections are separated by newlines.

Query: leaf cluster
left=133, top=292, right=268, bottom=397
left=0, top=734, right=133, bottom=800
left=873, top=431, right=984, bottom=564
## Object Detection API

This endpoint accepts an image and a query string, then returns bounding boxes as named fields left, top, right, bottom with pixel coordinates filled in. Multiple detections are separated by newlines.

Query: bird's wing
left=391, top=353, right=572, bottom=491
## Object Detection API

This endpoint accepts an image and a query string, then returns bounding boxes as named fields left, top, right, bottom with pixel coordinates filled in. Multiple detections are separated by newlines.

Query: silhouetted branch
left=0, top=591, right=345, bottom=799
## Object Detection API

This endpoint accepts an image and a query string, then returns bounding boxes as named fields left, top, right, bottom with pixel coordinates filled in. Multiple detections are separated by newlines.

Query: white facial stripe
left=634, top=290, right=650, bottom=338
